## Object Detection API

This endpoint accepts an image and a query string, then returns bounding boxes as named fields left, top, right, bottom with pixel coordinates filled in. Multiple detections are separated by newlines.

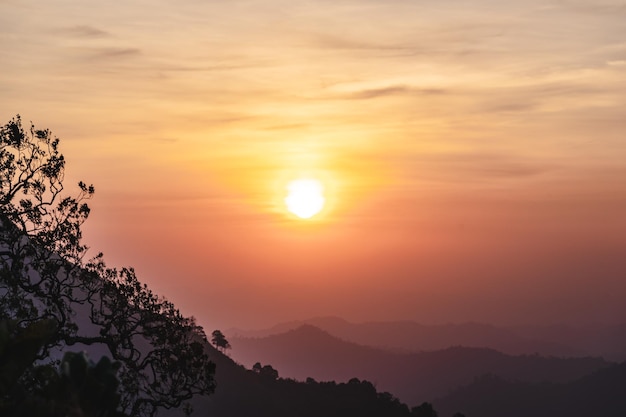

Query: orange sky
left=2, top=0, right=626, bottom=329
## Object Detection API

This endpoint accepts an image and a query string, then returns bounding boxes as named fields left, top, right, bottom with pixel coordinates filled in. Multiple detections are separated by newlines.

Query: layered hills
left=227, top=316, right=626, bottom=360
left=227, top=324, right=612, bottom=405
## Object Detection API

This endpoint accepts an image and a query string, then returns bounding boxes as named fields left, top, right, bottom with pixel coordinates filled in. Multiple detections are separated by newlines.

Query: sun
left=285, top=179, right=326, bottom=219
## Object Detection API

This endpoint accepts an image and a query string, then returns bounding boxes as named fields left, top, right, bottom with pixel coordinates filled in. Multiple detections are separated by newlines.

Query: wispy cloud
left=79, top=47, right=142, bottom=60
left=311, top=34, right=414, bottom=52
left=393, top=152, right=556, bottom=185
left=344, top=86, right=446, bottom=100
left=559, top=1, right=626, bottom=16
left=56, top=25, right=110, bottom=38
left=95, top=47, right=141, bottom=59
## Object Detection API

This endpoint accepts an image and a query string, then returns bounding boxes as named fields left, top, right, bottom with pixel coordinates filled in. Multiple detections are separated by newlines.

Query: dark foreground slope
left=434, top=361, right=626, bottom=417
left=189, top=342, right=414, bottom=417
left=229, top=325, right=611, bottom=405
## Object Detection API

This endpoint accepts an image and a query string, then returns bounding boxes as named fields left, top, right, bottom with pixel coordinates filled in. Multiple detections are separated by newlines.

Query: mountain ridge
left=227, top=316, right=626, bottom=360
left=228, top=323, right=612, bottom=405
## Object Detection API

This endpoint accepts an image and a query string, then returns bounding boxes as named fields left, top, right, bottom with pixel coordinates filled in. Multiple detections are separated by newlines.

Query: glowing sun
left=285, top=179, right=326, bottom=219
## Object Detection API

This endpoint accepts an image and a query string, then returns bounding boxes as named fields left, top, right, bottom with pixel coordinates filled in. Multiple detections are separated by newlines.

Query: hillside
left=434, top=361, right=626, bottom=417
left=187, top=341, right=414, bottom=417
left=229, top=324, right=612, bottom=405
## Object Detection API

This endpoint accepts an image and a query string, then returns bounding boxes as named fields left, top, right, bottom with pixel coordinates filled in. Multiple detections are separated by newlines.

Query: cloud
left=312, top=34, right=414, bottom=52
left=324, top=85, right=447, bottom=100
left=561, top=1, right=626, bottom=16
left=466, top=161, right=551, bottom=179
left=480, top=100, right=537, bottom=113
left=397, top=152, right=555, bottom=184
left=154, top=62, right=272, bottom=73
left=335, top=85, right=446, bottom=100
left=81, top=47, right=142, bottom=60
left=57, top=25, right=111, bottom=38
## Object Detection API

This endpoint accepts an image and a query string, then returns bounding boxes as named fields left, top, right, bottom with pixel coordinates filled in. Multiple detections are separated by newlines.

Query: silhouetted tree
left=211, top=329, right=231, bottom=353
left=260, top=364, right=279, bottom=380
left=411, top=402, right=438, bottom=417
left=251, top=362, right=279, bottom=380
left=0, top=116, right=216, bottom=416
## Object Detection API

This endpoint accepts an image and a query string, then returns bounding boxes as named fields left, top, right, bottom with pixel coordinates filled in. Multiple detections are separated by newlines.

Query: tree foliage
left=211, top=330, right=231, bottom=353
left=0, top=116, right=216, bottom=416
left=251, top=362, right=280, bottom=380
left=0, top=318, right=127, bottom=417
left=204, top=353, right=415, bottom=417
left=411, top=402, right=438, bottom=417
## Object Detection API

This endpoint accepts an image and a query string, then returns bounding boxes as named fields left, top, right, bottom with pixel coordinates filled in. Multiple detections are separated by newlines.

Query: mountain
left=508, top=323, right=626, bottom=361
left=228, top=324, right=612, bottom=406
left=227, top=316, right=626, bottom=359
left=434, top=361, right=626, bottom=417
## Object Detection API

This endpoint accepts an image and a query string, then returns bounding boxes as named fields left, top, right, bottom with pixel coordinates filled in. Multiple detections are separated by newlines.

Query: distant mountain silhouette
left=227, top=316, right=626, bottom=360
left=434, top=361, right=626, bottom=417
left=229, top=324, right=612, bottom=405
left=508, top=323, right=626, bottom=361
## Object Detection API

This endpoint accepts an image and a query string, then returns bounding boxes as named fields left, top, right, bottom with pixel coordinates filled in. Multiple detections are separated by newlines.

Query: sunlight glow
left=285, top=179, right=326, bottom=219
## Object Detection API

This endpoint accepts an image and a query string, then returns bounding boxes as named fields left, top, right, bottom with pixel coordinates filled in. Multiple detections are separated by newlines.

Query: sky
left=2, top=0, right=626, bottom=330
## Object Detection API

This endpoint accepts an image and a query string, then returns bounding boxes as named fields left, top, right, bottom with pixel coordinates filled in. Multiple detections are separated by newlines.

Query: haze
left=2, top=0, right=625, bottom=330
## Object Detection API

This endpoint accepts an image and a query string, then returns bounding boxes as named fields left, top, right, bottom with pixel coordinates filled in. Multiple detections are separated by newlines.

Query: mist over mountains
left=227, top=316, right=626, bottom=360
left=227, top=324, right=612, bottom=406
